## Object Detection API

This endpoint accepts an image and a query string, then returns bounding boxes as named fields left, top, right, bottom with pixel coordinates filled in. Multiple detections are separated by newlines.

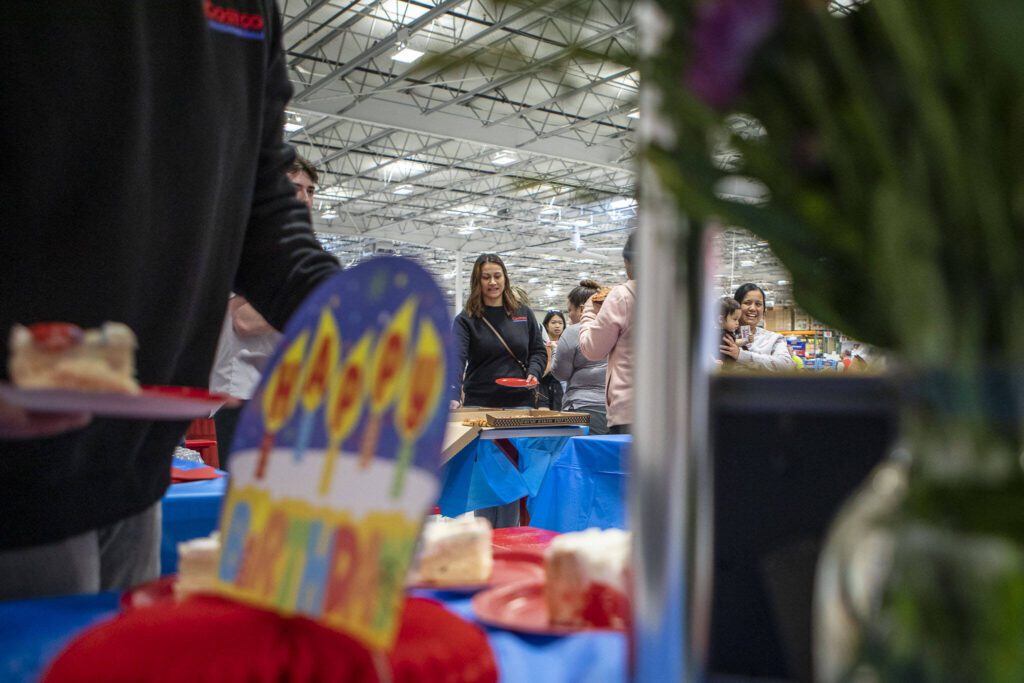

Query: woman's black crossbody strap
left=480, top=315, right=529, bottom=375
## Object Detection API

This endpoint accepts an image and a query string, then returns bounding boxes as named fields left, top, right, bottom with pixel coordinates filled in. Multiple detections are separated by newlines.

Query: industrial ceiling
left=278, top=0, right=795, bottom=311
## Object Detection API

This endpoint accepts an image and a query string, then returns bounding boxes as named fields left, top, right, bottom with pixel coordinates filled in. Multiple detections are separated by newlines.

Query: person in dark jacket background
left=452, top=254, right=546, bottom=409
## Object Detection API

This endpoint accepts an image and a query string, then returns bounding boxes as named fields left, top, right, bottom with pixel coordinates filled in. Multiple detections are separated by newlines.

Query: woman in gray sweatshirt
left=551, top=280, right=609, bottom=435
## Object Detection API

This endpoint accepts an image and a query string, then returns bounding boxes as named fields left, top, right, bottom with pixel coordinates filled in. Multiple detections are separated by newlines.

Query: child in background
left=719, top=297, right=742, bottom=364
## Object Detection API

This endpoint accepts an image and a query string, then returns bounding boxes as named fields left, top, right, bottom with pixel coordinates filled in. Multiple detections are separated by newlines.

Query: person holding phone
left=720, top=283, right=795, bottom=371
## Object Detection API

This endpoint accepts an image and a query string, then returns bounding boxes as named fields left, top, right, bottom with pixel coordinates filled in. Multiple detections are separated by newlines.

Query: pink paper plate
left=0, top=383, right=229, bottom=420
left=409, top=549, right=545, bottom=594
left=494, top=377, right=538, bottom=388
left=472, top=579, right=625, bottom=636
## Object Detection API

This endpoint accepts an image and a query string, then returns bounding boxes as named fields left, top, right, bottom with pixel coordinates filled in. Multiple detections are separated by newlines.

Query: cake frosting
left=413, top=515, right=493, bottom=586
left=8, top=322, right=139, bottom=393
left=544, top=527, right=631, bottom=628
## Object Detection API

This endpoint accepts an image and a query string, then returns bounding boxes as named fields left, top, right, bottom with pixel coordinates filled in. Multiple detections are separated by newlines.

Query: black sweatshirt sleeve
left=234, top=3, right=339, bottom=329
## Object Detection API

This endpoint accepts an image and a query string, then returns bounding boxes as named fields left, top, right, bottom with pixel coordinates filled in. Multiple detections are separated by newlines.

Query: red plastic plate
left=409, top=549, right=546, bottom=593
left=494, top=377, right=539, bottom=388
left=120, top=575, right=178, bottom=611
left=491, top=527, right=560, bottom=553
left=472, top=579, right=625, bottom=636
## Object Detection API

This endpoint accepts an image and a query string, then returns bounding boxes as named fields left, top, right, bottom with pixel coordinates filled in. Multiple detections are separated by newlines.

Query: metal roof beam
left=289, top=101, right=630, bottom=171
left=295, top=0, right=471, bottom=101
left=422, top=22, right=633, bottom=115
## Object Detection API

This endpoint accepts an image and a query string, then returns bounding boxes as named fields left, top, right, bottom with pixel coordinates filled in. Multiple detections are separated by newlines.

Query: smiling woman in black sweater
left=453, top=254, right=547, bottom=408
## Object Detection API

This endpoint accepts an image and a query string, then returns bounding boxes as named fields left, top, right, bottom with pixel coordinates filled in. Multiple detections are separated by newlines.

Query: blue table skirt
left=438, top=436, right=570, bottom=516
left=161, top=458, right=227, bottom=575
left=529, top=435, right=631, bottom=533
left=0, top=590, right=626, bottom=683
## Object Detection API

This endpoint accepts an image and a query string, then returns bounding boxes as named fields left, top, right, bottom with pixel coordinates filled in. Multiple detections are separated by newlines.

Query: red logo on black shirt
left=204, top=0, right=265, bottom=40
left=511, top=316, right=527, bottom=322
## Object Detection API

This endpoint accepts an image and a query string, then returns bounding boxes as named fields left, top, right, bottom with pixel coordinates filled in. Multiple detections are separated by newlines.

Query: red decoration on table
left=43, top=595, right=497, bottom=683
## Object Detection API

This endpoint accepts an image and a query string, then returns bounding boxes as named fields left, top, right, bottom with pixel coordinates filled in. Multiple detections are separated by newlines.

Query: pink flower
left=685, top=0, right=779, bottom=109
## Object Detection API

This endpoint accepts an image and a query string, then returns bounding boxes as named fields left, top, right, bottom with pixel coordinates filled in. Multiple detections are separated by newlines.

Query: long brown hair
left=464, top=253, right=519, bottom=318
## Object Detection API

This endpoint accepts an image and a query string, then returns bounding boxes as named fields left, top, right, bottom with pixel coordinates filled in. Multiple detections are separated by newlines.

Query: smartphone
left=738, top=325, right=752, bottom=346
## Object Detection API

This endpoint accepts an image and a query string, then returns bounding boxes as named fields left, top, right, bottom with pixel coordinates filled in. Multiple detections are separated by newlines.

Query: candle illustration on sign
left=293, top=308, right=341, bottom=464
left=359, top=298, right=417, bottom=469
left=391, top=317, right=445, bottom=498
left=256, top=332, right=309, bottom=479
left=319, top=331, right=373, bottom=495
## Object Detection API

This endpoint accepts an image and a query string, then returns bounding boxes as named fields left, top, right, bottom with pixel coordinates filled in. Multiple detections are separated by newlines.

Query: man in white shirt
left=209, top=156, right=319, bottom=465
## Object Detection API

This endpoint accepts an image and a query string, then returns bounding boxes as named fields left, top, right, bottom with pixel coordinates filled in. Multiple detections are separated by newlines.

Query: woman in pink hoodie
left=578, top=232, right=636, bottom=434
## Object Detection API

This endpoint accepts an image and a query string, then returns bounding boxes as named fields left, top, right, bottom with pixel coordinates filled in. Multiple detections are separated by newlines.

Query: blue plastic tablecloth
left=438, top=436, right=570, bottom=516
left=0, top=590, right=626, bottom=683
left=161, top=457, right=227, bottom=574
left=529, top=435, right=631, bottom=532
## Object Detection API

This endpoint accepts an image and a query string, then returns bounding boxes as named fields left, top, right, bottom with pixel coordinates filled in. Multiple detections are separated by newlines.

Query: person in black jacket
left=0, top=2, right=340, bottom=599
left=452, top=254, right=547, bottom=409
left=451, top=254, right=546, bottom=528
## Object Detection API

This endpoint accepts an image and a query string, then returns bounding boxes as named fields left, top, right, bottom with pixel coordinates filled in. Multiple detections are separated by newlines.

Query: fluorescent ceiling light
left=627, top=109, right=640, bottom=119
left=392, top=45, right=425, bottom=63
left=777, top=279, right=789, bottom=285
left=321, top=210, right=338, bottom=220
left=319, top=185, right=354, bottom=200
left=528, top=277, right=540, bottom=283
left=539, top=207, right=560, bottom=215
left=392, top=184, right=414, bottom=195
left=284, top=122, right=304, bottom=133
left=491, top=151, right=518, bottom=166
left=578, top=272, right=589, bottom=278
left=608, top=197, right=636, bottom=210
left=378, top=159, right=430, bottom=181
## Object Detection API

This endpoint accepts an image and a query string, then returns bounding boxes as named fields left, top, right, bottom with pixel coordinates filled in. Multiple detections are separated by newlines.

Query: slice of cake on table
left=8, top=321, right=139, bottom=393
left=174, top=533, right=221, bottom=600
left=544, top=527, right=631, bottom=628
left=413, top=516, right=493, bottom=587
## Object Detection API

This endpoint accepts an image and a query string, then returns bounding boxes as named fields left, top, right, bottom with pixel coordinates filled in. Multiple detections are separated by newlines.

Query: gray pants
left=0, top=501, right=161, bottom=601
left=475, top=501, right=520, bottom=529
left=577, top=406, right=609, bottom=436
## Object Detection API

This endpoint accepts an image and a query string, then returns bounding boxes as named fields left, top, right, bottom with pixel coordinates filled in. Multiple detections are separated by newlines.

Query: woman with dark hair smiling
left=451, top=254, right=547, bottom=529
left=452, top=254, right=547, bottom=409
left=720, top=282, right=795, bottom=371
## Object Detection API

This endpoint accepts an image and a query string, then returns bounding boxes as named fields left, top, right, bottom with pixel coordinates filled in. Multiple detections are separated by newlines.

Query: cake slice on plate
left=544, top=527, right=631, bottom=628
left=413, top=516, right=493, bottom=586
left=8, top=321, right=139, bottom=393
